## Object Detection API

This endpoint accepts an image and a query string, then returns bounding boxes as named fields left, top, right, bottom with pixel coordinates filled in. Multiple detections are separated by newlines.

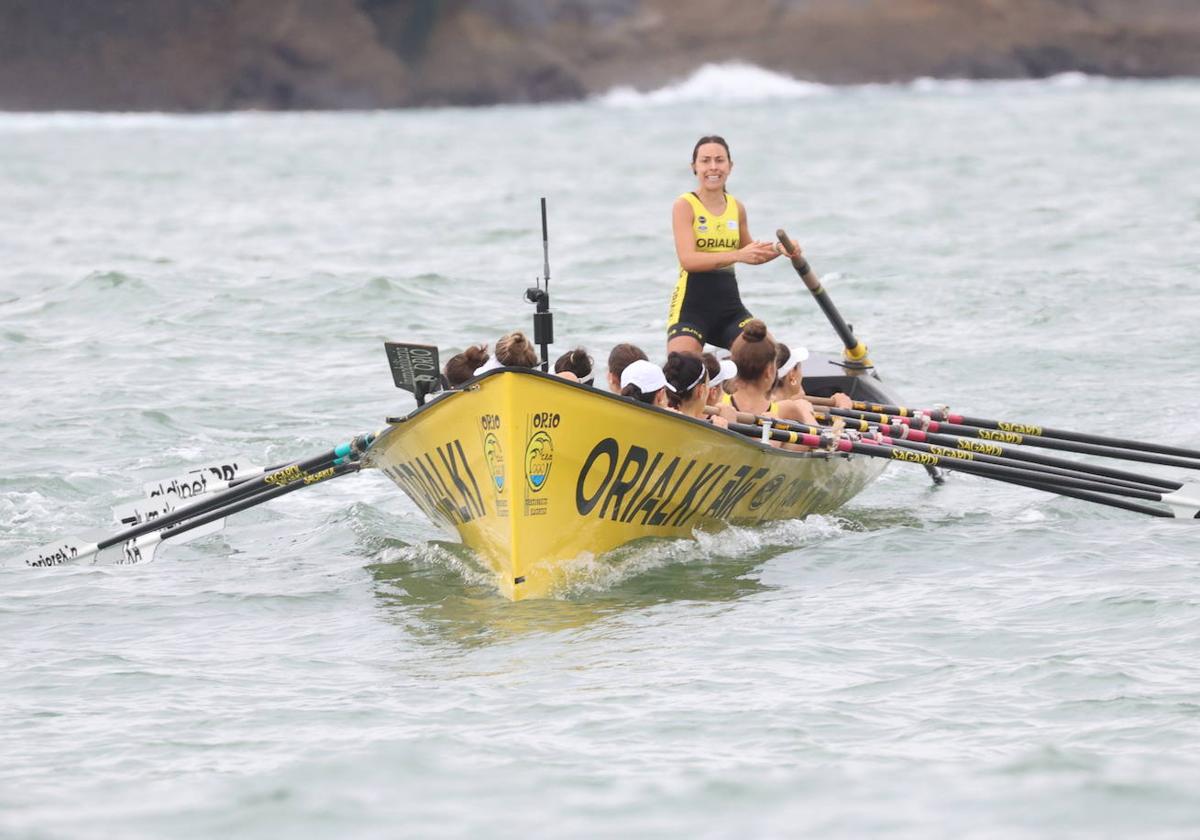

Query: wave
left=0, top=111, right=280, bottom=133
left=599, top=64, right=1117, bottom=106
left=598, top=62, right=833, bottom=106
left=905, top=71, right=1102, bottom=93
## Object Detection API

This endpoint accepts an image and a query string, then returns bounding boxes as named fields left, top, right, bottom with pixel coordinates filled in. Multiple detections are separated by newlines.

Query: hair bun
left=741, top=319, right=768, bottom=342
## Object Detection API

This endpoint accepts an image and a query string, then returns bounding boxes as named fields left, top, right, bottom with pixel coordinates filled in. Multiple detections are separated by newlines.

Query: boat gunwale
left=370, top=366, right=864, bottom=464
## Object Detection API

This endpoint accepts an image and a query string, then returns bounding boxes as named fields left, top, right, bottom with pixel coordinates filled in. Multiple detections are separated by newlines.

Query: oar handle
left=775, top=228, right=870, bottom=366
left=776, top=230, right=818, bottom=291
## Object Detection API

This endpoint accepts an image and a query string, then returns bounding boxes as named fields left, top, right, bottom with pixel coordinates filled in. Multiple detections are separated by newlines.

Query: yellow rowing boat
left=366, top=362, right=894, bottom=600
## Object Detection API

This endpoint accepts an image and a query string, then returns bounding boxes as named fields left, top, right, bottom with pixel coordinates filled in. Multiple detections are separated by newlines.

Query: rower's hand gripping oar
left=19, top=433, right=375, bottom=567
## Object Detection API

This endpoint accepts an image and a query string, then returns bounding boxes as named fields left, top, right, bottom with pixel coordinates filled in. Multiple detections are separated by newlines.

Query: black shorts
left=666, top=269, right=753, bottom=350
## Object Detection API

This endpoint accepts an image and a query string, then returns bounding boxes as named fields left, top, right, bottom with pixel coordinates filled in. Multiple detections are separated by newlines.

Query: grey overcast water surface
left=2, top=72, right=1199, bottom=838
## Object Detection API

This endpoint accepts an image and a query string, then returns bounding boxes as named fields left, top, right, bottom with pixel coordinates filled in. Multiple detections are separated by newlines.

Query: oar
left=729, top=409, right=1180, bottom=494
left=111, top=462, right=362, bottom=565
left=21, top=434, right=373, bottom=567
left=710, top=408, right=1190, bottom=494
left=762, top=408, right=1185, bottom=491
left=724, top=422, right=1200, bottom=518
left=818, top=406, right=1200, bottom=471
left=775, top=227, right=952, bottom=485
left=879, top=422, right=1184, bottom=491
left=776, top=229, right=871, bottom=368
left=808, top=395, right=1200, bottom=461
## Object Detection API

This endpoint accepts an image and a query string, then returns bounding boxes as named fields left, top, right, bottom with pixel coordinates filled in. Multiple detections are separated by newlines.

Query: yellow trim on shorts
left=667, top=267, right=689, bottom=327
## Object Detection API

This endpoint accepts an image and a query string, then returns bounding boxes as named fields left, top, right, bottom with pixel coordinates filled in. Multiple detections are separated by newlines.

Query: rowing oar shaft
left=734, top=412, right=1174, bottom=495
left=818, top=412, right=1181, bottom=491
left=157, top=462, right=360, bottom=542
left=809, top=396, right=1200, bottom=462
left=819, top=406, right=1200, bottom=471
left=94, top=434, right=373, bottom=551
left=729, top=408, right=1182, bottom=492
left=775, top=229, right=870, bottom=367
left=725, top=422, right=1193, bottom=517
left=879, top=422, right=1183, bottom=490
left=104, top=462, right=363, bottom=565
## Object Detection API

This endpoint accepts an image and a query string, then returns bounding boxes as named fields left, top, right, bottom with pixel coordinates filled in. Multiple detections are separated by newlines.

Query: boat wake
left=363, top=515, right=857, bottom=604
left=540, top=514, right=854, bottom=600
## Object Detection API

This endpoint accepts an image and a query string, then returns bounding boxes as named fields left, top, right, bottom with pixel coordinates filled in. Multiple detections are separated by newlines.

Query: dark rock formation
left=1, top=0, right=1197, bottom=110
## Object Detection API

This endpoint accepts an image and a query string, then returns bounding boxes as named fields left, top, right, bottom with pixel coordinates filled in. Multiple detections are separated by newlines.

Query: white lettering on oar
left=142, top=458, right=257, bottom=500
left=21, top=537, right=95, bottom=567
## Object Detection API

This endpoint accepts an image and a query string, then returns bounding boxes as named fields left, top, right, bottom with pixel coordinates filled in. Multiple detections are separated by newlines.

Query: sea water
left=2, top=67, right=1199, bottom=838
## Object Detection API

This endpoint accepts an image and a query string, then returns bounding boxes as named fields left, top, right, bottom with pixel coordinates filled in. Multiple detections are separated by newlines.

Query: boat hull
left=366, top=367, right=889, bottom=599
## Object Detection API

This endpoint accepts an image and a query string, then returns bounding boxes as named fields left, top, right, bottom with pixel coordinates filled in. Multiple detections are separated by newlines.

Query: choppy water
left=3, top=68, right=1200, bottom=838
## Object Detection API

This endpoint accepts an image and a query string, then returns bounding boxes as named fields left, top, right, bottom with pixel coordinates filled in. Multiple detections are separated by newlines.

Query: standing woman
left=666, top=135, right=781, bottom=355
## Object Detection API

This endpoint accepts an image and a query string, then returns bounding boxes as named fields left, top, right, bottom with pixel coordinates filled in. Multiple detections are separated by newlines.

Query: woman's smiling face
left=693, top=142, right=731, bottom=189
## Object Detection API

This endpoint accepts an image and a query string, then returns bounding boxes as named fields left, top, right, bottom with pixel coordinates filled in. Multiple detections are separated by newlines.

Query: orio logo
left=524, top=431, right=554, bottom=493
left=748, top=474, right=785, bottom=510
left=484, top=432, right=505, bottom=493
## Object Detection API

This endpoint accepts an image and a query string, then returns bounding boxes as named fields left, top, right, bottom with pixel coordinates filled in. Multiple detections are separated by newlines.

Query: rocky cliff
left=2, top=0, right=1197, bottom=110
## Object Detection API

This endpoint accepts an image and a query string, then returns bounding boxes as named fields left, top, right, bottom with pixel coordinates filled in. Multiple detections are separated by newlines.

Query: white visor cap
left=473, top=355, right=503, bottom=376
left=777, top=346, right=809, bottom=378
left=620, top=359, right=668, bottom=393
left=709, top=358, right=739, bottom=387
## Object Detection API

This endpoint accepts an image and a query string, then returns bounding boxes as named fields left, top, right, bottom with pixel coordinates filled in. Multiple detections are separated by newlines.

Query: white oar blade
left=109, top=534, right=161, bottom=565
left=142, top=457, right=260, bottom=501
left=160, top=517, right=225, bottom=545
left=1161, top=489, right=1200, bottom=520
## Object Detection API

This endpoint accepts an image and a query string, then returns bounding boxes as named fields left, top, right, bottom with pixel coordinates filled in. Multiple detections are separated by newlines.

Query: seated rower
left=664, top=352, right=728, bottom=428
left=554, top=347, right=594, bottom=384
left=619, top=359, right=669, bottom=407
left=771, top=341, right=852, bottom=409
left=606, top=343, right=649, bottom=394
left=444, top=344, right=489, bottom=388
left=474, top=331, right=539, bottom=375
left=725, top=320, right=819, bottom=446
left=702, top=352, right=732, bottom=408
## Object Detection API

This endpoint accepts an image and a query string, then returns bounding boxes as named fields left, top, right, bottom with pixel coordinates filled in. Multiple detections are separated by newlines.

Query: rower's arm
left=673, top=199, right=780, bottom=271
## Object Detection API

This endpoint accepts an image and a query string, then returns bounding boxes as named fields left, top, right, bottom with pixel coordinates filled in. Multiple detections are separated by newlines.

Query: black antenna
left=525, top=197, right=554, bottom=371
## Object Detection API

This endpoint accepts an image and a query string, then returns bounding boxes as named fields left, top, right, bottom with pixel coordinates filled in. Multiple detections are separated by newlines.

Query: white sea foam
left=552, top=514, right=848, bottom=598
left=907, top=71, right=1101, bottom=94
left=600, top=64, right=1111, bottom=107
left=598, top=62, right=832, bottom=107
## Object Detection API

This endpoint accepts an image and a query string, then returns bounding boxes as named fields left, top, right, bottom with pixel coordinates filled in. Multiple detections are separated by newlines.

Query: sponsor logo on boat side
left=484, top=432, right=505, bottom=493
left=380, top=439, right=487, bottom=528
left=747, top=474, right=785, bottom=510
left=574, top=438, right=813, bottom=527
left=998, top=422, right=1043, bottom=436
left=478, top=415, right=507, bottom=516
left=525, top=431, right=553, bottom=493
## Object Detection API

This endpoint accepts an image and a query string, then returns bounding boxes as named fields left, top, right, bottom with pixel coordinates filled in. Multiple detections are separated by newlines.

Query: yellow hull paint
left=366, top=370, right=886, bottom=600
